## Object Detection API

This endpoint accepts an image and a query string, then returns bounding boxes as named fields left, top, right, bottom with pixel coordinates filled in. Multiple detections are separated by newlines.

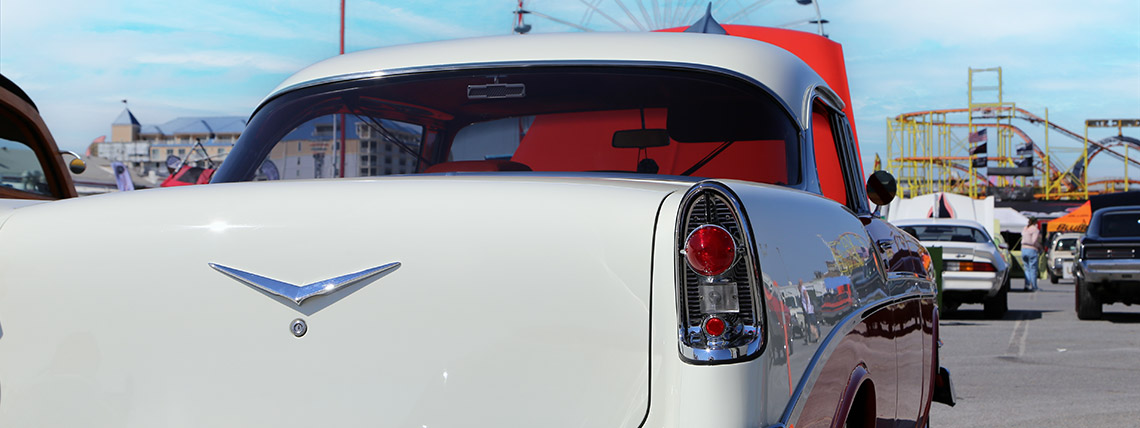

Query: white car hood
left=0, top=175, right=687, bottom=426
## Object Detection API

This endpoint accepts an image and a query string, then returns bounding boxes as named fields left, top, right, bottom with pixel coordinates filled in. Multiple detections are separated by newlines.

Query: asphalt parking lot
left=929, top=277, right=1140, bottom=427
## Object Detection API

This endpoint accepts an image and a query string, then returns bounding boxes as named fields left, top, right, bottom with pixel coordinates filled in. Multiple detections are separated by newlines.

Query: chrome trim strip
left=778, top=286, right=935, bottom=425
left=209, top=262, right=401, bottom=306
left=256, top=60, right=803, bottom=130
left=801, top=85, right=845, bottom=131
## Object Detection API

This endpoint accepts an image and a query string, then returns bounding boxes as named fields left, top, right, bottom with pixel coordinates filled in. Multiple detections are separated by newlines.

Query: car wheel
left=939, top=299, right=959, bottom=319
left=984, top=279, right=1009, bottom=319
left=1075, top=278, right=1102, bottom=320
left=1048, top=271, right=1058, bottom=284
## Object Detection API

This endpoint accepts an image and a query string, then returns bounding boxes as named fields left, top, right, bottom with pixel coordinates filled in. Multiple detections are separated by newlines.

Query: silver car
left=894, top=218, right=1012, bottom=318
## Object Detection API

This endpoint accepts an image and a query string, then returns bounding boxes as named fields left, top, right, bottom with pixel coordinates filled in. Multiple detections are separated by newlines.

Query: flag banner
left=972, top=156, right=987, bottom=168
left=111, top=161, right=135, bottom=191
left=873, top=153, right=881, bottom=171
left=968, top=128, right=988, bottom=143
left=989, top=166, right=1033, bottom=176
left=1016, top=142, right=1034, bottom=156
left=1016, top=156, right=1033, bottom=168
left=969, top=142, right=987, bottom=155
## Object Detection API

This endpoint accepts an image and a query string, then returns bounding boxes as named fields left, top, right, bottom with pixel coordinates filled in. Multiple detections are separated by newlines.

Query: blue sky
left=2, top=0, right=1138, bottom=177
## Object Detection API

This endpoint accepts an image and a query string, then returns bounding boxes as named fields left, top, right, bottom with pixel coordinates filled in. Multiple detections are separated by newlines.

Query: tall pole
left=338, top=0, right=347, bottom=177
left=1045, top=108, right=1050, bottom=200
left=968, top=69, right=975, bottom=198
left=340, top=0, right=345, bottom=55
left=1124, top=124, right=1130, bottom=192
left=810, top=1, right=825, bottom=36
left=1084, top=124, right=1090, bottom=200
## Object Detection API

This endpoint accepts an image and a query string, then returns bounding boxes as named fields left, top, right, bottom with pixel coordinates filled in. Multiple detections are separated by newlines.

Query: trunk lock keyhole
left=291, top=318, right=308, bottom=337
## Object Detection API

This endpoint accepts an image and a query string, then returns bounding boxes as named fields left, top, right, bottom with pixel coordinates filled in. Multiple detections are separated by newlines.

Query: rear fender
left=830, top=364, right=873, bottom=428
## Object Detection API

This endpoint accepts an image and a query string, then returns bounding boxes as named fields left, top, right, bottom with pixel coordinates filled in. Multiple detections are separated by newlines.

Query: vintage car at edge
left=1074, top=193, right=1140, bottom=320
left=0, top=19, right=952, bottom=427
left=0, top=74, right=85, bottom=202
left=1047, top=232, right=1081, bottom=284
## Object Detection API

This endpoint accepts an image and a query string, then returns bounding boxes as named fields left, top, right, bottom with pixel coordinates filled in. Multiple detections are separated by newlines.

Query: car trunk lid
left=0, top=175, right=687, bottom=426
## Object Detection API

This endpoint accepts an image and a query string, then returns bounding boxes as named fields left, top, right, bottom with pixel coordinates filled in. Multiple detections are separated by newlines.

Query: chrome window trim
left=806, top=92, right=870, bottom=213
left=801, top=84, right=845, bottom=130
left=674, top=181, right=768, bottom=364
left=777, top=286, right=936, bottom=426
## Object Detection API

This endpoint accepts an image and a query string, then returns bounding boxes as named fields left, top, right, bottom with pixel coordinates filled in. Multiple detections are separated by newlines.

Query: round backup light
left=685, top=225, right=737, bottom=276
left=704, top=317, right=727, bottom=337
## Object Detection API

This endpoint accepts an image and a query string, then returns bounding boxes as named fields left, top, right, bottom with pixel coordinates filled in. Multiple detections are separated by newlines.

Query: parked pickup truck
left=1074, top=194, right=1140, bottom=320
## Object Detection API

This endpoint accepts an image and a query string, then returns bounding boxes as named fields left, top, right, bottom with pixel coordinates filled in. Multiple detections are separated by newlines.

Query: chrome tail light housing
left=676, top=182, right=766, bottom=363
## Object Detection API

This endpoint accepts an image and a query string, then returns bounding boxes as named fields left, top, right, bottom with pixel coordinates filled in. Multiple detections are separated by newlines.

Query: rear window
left=1100, top=212, right=1140, bottom=237
left=217, top=67, right=800, bottom=185
left=900, top=225, right=990, bottom=244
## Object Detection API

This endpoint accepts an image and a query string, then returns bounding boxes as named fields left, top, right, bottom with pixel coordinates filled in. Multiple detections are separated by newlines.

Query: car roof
left=891, top=218, right=987, bottom=229
left=263, top=32, right=831, bottom=131
left=1093, top=206, right=1140, bottom=216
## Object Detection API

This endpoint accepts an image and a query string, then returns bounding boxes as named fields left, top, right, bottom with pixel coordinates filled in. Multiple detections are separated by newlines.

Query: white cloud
left=135, top=51, right=306, bottom=74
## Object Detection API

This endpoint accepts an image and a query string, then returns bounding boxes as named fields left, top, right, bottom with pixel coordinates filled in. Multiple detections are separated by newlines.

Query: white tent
left=885, top=192, right=996, bottom=236
left=994, top=207, right=1029, bottom=233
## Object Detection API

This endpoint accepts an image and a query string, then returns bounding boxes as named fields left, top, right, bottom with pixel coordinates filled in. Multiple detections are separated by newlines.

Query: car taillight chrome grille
left=676, top=182, right=765, bottom=364
left=1086, top=246, right=1139, bottom=259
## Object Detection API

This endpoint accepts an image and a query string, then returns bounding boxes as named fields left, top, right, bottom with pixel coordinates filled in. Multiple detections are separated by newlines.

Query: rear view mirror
left=612, top=129, right=670, bottom=148
left=866, top=170, right=897, bottom=207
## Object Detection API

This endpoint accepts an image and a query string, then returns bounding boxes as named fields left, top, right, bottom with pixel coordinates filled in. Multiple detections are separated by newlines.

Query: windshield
left=900, top=225, right=991, bottom=244
left=1055, top=238, right=1077, bottom=251
left=215, top=66, right=800, bottom=184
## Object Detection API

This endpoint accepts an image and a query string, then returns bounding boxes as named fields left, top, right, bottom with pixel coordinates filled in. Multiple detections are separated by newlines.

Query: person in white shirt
left=1021, top=218, right=1041, bottom=291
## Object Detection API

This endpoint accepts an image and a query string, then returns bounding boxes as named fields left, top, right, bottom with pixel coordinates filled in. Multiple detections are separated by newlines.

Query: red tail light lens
left=685, top=225, right=737, bottom=276
left=703, top=317, right=726, bottom=337
left=945, top=261, right=996, bottom=272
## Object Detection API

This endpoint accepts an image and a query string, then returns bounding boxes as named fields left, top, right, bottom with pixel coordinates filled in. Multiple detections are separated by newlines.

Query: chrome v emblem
left=209, top=262, right=400, bottom=306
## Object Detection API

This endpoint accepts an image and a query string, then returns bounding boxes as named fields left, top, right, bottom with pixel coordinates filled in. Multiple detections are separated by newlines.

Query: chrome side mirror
left=61, top=150, right=86, bottom=174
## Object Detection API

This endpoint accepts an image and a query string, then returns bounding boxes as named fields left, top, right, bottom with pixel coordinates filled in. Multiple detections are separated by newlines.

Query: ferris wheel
left=513, top=0, right=828, bottom=36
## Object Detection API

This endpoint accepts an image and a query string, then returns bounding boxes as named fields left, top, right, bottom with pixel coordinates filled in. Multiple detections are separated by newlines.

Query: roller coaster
left=887, top=67, right=1139, bottom=201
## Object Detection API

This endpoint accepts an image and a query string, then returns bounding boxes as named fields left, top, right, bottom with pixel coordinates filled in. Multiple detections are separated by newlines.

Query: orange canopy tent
left=1047, top=201, right=1091, bottom=233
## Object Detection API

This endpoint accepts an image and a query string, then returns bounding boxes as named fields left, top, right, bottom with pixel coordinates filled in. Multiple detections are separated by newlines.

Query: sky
left=2, top=0, right=1138, bottom=178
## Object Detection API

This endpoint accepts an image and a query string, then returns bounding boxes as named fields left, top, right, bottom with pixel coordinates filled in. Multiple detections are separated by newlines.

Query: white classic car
left=893, top=218, right=1011, bottom=318
left=1047, top=232, right=1081, bottom=283
left=0, top=17, right=951, bottom=428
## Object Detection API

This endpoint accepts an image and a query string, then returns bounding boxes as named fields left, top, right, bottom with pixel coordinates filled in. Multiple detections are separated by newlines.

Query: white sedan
left=0, top=17, right=950, bottom=427
left=894, top=218, right=1011, bottom=318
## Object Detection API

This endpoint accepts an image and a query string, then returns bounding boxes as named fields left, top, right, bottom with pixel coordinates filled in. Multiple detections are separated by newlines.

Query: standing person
left=1021, top=218, right=1041, bottom=291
